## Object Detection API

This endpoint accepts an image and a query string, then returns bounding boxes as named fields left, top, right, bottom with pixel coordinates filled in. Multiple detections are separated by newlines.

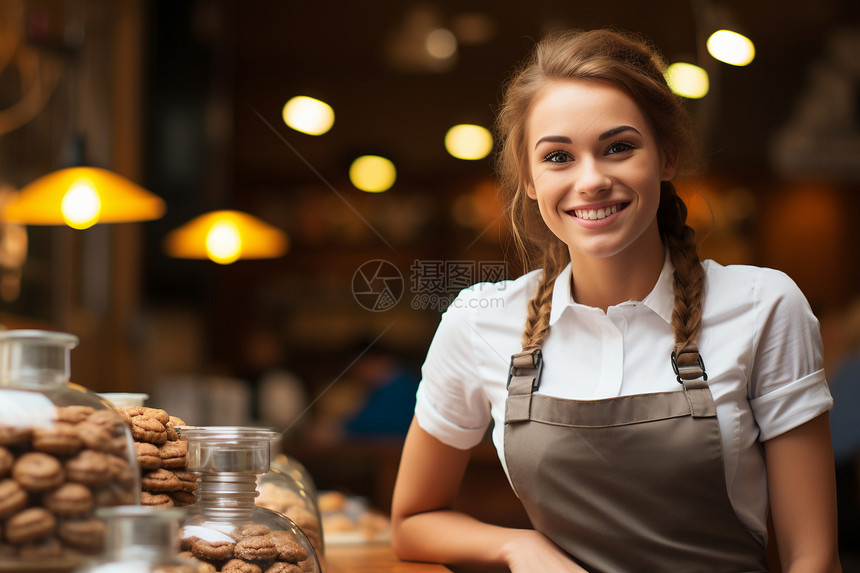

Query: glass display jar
left=73, top=506, right=204, bottom=573
left=257, top=464, right=325, bottom=568
left=177, top=426, right=321, bottom=573
left=0, top=329, right=140, bottom=572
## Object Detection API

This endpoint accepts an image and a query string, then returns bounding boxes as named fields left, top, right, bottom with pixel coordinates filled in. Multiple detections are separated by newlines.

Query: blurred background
left=0, top=0, right=859, bottom=537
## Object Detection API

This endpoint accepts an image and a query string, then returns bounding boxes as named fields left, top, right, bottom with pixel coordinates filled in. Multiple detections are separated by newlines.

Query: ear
left=660, top=149, right=679, bottom=181
left=525, top=182, right=537, bottom=200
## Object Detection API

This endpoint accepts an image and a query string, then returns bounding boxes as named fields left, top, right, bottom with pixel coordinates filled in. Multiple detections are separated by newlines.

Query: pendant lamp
left=1, top=166, right=166, bottom=229
left=163, top=209, right=289, bottom=265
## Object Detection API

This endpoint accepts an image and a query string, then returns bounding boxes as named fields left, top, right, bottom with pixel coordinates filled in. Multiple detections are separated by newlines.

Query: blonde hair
left=495, top=29, right=703, bottom=354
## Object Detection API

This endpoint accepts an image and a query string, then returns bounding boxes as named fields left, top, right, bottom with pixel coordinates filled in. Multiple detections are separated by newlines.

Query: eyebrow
left=533, top=125, right=643, bottom=149
left=598, top=125, right=642, bottom=140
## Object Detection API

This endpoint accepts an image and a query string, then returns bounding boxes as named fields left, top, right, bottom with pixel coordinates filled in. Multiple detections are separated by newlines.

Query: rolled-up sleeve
left=749, top=269, right=833, bottom=441
left=415, top=289, right=493, bottom=450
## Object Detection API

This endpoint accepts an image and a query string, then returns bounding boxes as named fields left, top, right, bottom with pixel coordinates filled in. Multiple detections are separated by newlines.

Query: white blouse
left=414, top=255, right=833, bottom=543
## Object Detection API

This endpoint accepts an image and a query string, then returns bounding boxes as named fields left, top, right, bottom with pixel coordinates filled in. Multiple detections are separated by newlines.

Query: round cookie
left=158, top=440, right=187, bottom=469
left=136, top=442, right=162, bottom=470
left=140, top=491, right=175, bottom=508
left=234, top=533, right=279, bottom=562
left=265, top=563, right=303, bottom=573
left=57, top=517, right=107, bottom=552
left=43, top=482, right=94, bottom=516
left=191, top=537, right=235, bottom=562
left=167, top=490, right=196, bottom=507
left=172, top=470, right=198, bottom=493
left=17, top=536, right=63, bottom=559
left=222, top=559, right=262, bottom=573
left=270, top=532, right=308, bottom=563
left=32, top=422, right=83, bottom=455
left=141, top=468, right=182, bottom=492
left=0, top=446, right=13, bottom=477
left=129, top=416, right=167, bottom=445
left=240, top=524, right=271, bottom=537
left=6, top=507, right=57, bottom=544
left=0, top=423, right=31, bottom=446
left=65, top=449, right=112, bottom=486
left=0, top=478, right=28, bottom=518
left=55, top=405, right=94, bottom=424
left=122, top=406, right=170, bottom=426
left=12, top=452, right=64, bottom=491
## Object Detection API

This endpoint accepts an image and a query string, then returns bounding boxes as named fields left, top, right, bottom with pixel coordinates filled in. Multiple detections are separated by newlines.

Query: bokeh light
left=349, top=155, right=397, bottom=193
left=707, top=30, right=755, bottom=66
left=282, top=96, right=335, bottom=135
left=665, top=62, right=710, bottom=99
left=444, top=124, right=493, bottom=160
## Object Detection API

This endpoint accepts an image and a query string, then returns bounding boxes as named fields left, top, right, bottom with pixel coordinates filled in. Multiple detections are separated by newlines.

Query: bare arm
left=765, top=412, right=842, bottom=572
left=391, top=418, right=587, bottom=572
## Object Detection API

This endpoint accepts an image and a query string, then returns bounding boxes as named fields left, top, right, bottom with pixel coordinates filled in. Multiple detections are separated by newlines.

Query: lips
left=569, top=202, right=629, bottom=220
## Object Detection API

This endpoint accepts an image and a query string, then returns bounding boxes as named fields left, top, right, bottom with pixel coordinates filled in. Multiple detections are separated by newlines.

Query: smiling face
left=526, top=79, right=677, bottom=265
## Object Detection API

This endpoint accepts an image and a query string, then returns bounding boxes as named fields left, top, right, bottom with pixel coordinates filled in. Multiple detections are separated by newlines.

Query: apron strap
left=671, top=345, right=708, bottom=384
left=505, top=349, right=543, bottom=423
left=673, top=346, right=715, bottom=418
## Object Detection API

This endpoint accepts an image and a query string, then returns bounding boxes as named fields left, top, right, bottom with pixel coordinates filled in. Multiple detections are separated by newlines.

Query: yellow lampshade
left=1, top=166, right=166, bottom=229
left=163, top=210, right=289, bottom=265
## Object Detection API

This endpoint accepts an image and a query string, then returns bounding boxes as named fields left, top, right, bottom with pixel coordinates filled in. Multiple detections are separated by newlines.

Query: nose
left=574, top=156, right=611, bottom=195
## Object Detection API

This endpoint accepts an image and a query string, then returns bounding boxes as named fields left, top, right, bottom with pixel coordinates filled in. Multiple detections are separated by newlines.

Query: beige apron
left=504, top=349, right=769, bottom=572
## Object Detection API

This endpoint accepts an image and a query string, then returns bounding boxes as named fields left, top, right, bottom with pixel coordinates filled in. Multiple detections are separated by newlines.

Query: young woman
left=390, top=29, right=841, bottom=572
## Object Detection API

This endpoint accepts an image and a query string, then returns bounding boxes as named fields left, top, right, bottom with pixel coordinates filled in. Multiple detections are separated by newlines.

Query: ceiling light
left=164, top=210, right=289, bottom=264
left=1, top=166, right=166, bottom=229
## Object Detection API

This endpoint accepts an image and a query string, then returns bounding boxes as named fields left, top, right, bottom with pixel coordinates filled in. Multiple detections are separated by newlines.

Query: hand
left=502, top=530, right=589, bottom=573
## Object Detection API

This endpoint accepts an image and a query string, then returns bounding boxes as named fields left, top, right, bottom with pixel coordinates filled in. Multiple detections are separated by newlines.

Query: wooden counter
left=326, top=543, right=451, bottom=572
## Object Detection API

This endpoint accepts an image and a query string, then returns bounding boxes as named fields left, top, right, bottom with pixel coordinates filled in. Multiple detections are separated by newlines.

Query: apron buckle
left=507, top=348, right=544, bottom=391
left=671, top=347, right=708, bottom=384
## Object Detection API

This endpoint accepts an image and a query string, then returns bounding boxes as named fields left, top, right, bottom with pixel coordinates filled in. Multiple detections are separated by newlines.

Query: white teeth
left=574, top=204, right=618, bottom=220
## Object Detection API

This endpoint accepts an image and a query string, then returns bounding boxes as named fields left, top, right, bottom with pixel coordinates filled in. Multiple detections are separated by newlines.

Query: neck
left=568, top=233, right=665, bottom=311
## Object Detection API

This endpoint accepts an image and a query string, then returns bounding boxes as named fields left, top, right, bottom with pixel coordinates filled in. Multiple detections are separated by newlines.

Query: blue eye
left=606, top=141, right=634, bottom=155
left=543, top=151, right=572, bottom=163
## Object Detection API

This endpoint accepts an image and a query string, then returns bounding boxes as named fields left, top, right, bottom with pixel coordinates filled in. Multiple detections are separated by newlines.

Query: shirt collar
left=548, top=249, right=676, bottom=326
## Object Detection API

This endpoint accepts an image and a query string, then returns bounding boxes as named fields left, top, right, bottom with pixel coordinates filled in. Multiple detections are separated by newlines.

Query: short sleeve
left=748, top=269, right=833, bottom=441
left=414, top=289, right=493, bottom=450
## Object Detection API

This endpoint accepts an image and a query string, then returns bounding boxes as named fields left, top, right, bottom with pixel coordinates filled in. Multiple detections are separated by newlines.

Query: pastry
left=31, top=422, right=83, bottom=455
left=140, top=491, right=175, bottom=508
left=55, top=405, right=95, bottom=424
left=233, top=533, right=279, bottom=562
left=141, top=468, right=182, bottom=492
left=158, top=440, right=187, bottom=469
left=135, top=442, right=162, bottom=470
left=43, top=483, right=94, bottom=516
left=0, top=446, right=13, bottom=477
left=65, top=449, right=112, bottom=486
left=0, top=478, right=28, bottom=517
left=57, top=517, right=106, bottom=551
left=221, top=559, right=262, bottom=573
left=191, top=537, right=235, bottom=562
left=12, top=452, right=64, bottom=491
left=6, top=507, right=57, bottom=545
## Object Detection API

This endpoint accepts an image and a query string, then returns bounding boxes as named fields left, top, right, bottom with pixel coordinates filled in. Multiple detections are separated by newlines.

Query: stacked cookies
left=121, top=406, right=197, bottom=509
left=180, top=523, right=316, bottom=573
left=0, top=405, right=137, bottom=561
